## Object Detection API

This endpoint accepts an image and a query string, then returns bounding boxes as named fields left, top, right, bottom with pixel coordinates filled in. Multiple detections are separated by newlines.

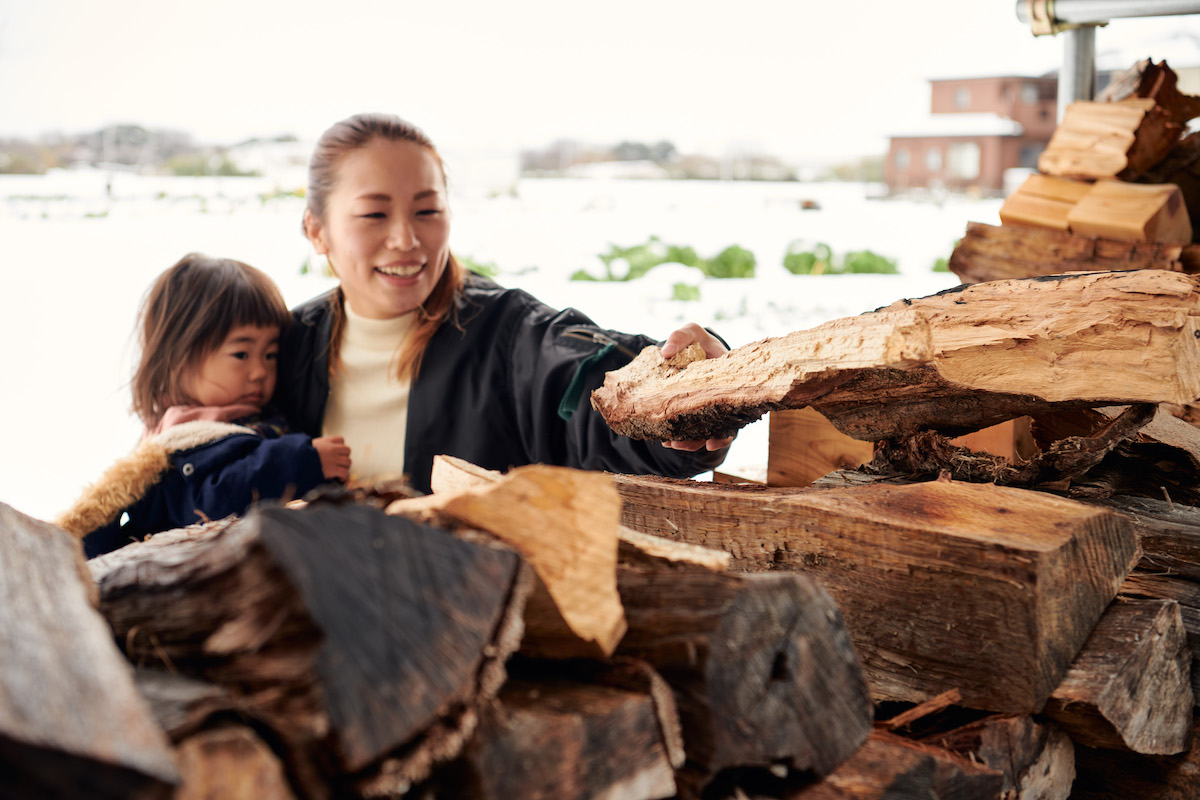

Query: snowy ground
left=0, top=171, right=1003, bottom=522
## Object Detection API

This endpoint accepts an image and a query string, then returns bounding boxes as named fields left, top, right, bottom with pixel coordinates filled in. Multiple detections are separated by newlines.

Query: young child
left=57, top=253, right=352, bottom=557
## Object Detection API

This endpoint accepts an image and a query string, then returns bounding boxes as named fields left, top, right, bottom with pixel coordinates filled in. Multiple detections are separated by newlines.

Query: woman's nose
left=387, top=219, right=418, bottom=250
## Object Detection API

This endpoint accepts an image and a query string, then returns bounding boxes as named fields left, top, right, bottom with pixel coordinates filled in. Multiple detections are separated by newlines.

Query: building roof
left=889, top=112, right=1025, bottom=139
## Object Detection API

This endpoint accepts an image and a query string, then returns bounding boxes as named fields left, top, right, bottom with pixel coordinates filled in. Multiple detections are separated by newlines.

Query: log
left=0, top=502, right=178, bottom=800
left=948, top=220, right=1197, bottom=285
left=616, top=564, right=873, bottom=790
left=593, top=270, right=1200, bottom=443
left=175, top=726, right=296, bottom=800
left=1067, top=179, right=1192, bottom=244
left=1139, top=131, right=1200, bottom=243
left=1038, top=98, right=1182, bottom=181
left=1097, top=58, right=1200, bottom=127
left=1043, top=598, right=1193, bottom=754
left=999, top=173, right=1092, bottom=231
left=1070, top=715, right=1200, bottom=800
left=924, top=714, right=1075, bottom=800
left=89, top=504, right=530, bottom=793
left=614, top=475, right=1140, bottom=712
left=767, top=408, right=874, bottom=487
left=786, top=730, right=1003, bottom=800
left=389, top=463, right=627, bottom=659
left=442, top=660, right=682, bottom=800
left=1088, top=494, right=1200, bottom=580
left=1120, top=572, right=1200, bottom=707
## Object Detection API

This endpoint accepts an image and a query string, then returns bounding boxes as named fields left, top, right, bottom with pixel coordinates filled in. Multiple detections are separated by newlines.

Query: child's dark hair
left=132, top=253, right=291, bottom=427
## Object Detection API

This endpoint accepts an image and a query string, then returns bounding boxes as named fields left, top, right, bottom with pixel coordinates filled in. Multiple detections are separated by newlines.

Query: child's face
left=184, top=325, right=280, bottom=409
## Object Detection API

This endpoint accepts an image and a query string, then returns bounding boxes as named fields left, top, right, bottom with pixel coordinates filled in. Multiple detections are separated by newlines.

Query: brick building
left=884, top=74, right=1059, bottom=196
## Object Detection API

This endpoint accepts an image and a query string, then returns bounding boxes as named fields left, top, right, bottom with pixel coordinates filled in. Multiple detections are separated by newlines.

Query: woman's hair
left=131, top=253, right=291, bottom=427
left=305, top=112, right=466, bottom=380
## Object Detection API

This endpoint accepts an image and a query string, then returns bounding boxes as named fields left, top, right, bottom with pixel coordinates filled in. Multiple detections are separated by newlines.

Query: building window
left=925, top=147, right=943, bottom=171
left=1019, top=144, right=1044, bottom=168
left=1021, top=83, right=1039, bottom=103
left=894, top=148, right=910, bottom=170
left=955, top=88, right=971, bottom=110
left=947, top=143, right=981, bottom=180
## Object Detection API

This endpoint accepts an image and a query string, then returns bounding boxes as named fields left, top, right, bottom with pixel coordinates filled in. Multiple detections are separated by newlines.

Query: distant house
left=884, top=74, right=1058, bottom=196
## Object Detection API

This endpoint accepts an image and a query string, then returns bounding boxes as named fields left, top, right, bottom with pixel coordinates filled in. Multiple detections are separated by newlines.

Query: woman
left=276, top=113, right=732, bottom=494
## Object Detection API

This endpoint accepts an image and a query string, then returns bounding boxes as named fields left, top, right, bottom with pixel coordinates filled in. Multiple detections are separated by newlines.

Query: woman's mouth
left=376, top=262, right=424, bottom=278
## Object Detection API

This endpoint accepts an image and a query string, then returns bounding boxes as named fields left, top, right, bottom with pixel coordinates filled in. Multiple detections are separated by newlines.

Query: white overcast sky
left=1, top=0, right=1197, bottom=162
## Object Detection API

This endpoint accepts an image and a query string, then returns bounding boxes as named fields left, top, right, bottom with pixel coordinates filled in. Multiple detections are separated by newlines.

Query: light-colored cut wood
left=595, top=270, right=1200, bottom=443
left=1067, top=179, right=1192, bottom=243
left=766, top=408, right=874, bottom=487
left=614, top=475, right=1140, bottom=712
left=1039, top=98, right=1181, bottom=180
left=175, top=727, right=296, bottom=800
left=999, top=173, right=1093, bottom=231
left=391, top=463, right=627, bottom=658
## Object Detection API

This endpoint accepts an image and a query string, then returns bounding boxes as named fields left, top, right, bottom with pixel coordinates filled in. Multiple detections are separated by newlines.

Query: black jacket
left=276, top=274, right=727, bottom=494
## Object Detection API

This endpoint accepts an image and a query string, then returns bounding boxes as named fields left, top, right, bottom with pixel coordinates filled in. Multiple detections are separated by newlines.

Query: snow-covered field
left=0, top=170, right=1002, bottom=522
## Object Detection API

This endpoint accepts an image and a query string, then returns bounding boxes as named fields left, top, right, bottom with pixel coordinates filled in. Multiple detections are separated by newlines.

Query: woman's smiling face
left=305, top=137, right=450, bottom=319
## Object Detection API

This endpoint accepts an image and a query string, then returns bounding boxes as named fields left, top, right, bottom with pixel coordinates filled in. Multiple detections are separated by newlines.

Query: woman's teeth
left=377, top=264, right=423, bottom=277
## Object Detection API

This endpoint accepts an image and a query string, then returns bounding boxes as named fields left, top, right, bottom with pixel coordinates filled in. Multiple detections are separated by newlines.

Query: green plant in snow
left=841, top=249, right=899, bottom=274
left=703, top=245, right=756, bottom=278
left=671, top=283, right=701, bottom=302
left=782, top=241, right=833, bottom=275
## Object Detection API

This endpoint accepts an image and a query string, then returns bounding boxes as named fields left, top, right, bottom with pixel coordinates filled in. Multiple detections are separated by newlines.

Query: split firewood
left=388, top=463, right=627, bottom=659
left=1043, top=598, right=1193, bottom=754
left=1120, top=571, right=1200, bottom=706
left=924, top=714, right=1075, bottom=800
left=948, top=220, right=1198, bottom=284
left=616, top=564, right=872, bottom=792
left=785, top=730, right=1004, bottom=800
left=766, top=407, right=875, bottom=487
left=430, top=453, right=731, bottom=572
left=999, top=173, right=1092, bottom=231
left=1097, top=58, right=1200, bottom=127
left=614, top=475, right=1139, bottom=712
left=89, top=504, right=530, bottom=795
left=593, top=270, right=1200, bottom=443
left=1067, top=179, right=1192, bottom=244
left=1038, top=97, right=1182, bottom=181
left=1070, top=715, right=1200, bottom=800
left=440, top=659, right=682, bottom=800
left=174, top=726, right=297, bottom=800
left=1138, top=131, right=1200, bottom=242
left=0, top=502, right=179, bottom=799
left=1094, top=494, right=1200, bottom=579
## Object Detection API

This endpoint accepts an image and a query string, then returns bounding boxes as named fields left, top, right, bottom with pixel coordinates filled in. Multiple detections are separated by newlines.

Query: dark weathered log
left=1098, top=58, right=1200, bottom=127
left=1070, top=715, right=1200, bottom=799
left=616, top=564, right=872, bottom=791
left=1120, top=571, right=1200, bottom=706
left=89, top=504, right=530, bottom=793
left=0, top=502, right=178, bottom=800
left=947, top=220, right=1197, bottom=285
left=442, top=660, right=682, bottom=800
left=1044, top=598, right=1192, bottom=754
left=925, top=714, right=1075, bottom=800
left=175, top=726, right=296, bottom=800
left=1038, top=98, right=1182, bottom=181
left=615, top=475, right=1139, bottom=712
left=786, top=731, right=1004, bottom=800
left=1086, top=494, right=1200, bottom=579
left=389, top=463, right=626, bottom=659
left=594, top=270, right=1200, bottom=443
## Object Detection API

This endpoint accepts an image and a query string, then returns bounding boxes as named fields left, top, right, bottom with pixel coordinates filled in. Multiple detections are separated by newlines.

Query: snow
left=0, top=171, right=1003, bottom=522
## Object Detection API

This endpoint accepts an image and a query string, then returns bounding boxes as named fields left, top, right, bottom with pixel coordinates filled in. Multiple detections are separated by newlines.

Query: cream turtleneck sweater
left=322, top=304, right=417, bottom=482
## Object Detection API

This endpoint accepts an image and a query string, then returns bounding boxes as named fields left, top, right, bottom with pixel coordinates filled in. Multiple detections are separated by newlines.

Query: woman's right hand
left=313, top=436, right=352, bottom=481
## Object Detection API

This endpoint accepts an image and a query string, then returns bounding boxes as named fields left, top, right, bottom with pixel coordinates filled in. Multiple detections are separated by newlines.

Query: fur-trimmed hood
left=56, top=420, right=253, bottom=538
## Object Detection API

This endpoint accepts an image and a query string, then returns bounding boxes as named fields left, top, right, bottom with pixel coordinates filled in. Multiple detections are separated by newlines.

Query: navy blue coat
left=81, top=419, right=326, bottom=558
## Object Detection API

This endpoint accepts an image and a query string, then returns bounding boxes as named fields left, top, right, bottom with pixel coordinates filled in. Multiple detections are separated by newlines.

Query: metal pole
left=1058, top=25, right=1097, bottom=122
left=1016, top=0, right=1200, bottom=24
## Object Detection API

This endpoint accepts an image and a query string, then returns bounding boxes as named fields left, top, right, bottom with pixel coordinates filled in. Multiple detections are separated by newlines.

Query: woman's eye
left=417, top=208, right=443, bottom=217
left=231, top=352, right=249, bottom=360
left=360, top=212, right=386, bottom=219
left=266, top=351, right=278, bottom=361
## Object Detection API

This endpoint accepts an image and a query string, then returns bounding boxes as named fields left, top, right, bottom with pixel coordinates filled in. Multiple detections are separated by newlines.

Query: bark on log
left=924, top=714, right=1075, bottom=800
left=1097, top=58, right=1200, bottom=127
left=1087, top=494, right=1200, bottom=580
left=1043, top=598, right=1193, bottom=754
left=1070, top=715, right=1200, bottom=800
left=442, top=661, right=682, bottom=800
left=948, top=220, right=1197, bottom=285
left=0, top=502, right=178, bottom=800
left=389, top=463, right=627, bottom=659
left=88, top=504, right=530, bottom=793
left=593, top=270, right=1200, bottom=443
left=616, top=564, right=873, bottom=790
left=785, top=731, right=1004, bottom=800
left=1038, top=98, right=1182, bottom=181
left=614, top=475, right=1139, bottom=712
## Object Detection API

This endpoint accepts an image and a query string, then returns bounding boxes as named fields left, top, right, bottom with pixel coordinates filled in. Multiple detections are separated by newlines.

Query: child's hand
left=314, top=436, right=352, bottom=482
